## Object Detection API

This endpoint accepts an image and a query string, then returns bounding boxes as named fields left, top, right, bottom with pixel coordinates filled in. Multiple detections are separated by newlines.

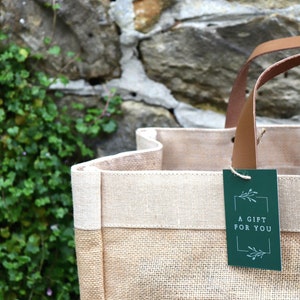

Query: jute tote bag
left=71, top=37, right=300, bottom=299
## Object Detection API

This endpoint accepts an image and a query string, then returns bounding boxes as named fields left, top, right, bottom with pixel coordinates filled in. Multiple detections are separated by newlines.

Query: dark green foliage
left=0, top=33, right=122, bottom=299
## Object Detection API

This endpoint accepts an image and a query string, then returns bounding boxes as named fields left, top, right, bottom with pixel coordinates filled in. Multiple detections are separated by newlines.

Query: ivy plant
left=0, top=32, right=122, bottom=299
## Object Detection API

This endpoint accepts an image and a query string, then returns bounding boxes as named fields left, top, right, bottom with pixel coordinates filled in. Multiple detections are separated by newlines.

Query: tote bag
left=71, top=37, right=300, bottom=299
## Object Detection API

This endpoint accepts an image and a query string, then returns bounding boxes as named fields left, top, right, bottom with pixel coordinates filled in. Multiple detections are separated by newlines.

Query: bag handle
left=231, top=53, right=300, bottom=169
left=225, top=36, right=300, bottom=128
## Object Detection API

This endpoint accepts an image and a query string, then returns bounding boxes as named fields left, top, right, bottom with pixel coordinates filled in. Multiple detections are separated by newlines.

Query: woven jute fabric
left=75, top=229, right=300, bottom=299
left=75, top=229, right=105, bottom=300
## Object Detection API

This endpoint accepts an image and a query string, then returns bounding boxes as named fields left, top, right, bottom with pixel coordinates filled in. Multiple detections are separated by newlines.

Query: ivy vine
left=0, top=30, right=121, bottom=299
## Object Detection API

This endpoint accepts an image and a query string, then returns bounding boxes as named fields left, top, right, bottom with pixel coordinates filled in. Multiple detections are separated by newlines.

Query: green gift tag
left=223, top=169, right=281, bottom=271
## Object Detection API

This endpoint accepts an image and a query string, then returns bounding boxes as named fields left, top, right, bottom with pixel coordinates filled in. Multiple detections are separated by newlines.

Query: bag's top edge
left=136, top=125, right=300, bottom=132
left=71, top=164, right=300, bottom=178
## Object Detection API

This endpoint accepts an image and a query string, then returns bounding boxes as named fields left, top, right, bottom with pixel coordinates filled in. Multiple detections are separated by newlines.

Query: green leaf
left=54, top=91, right=64, bottom=98
left=0, top=108, right=5, bottom=122
left=0, top=227, right=10, bottom=239
left=7, top=126, right=19, bottom=137
left=58, top=75, right=69, bottom=85
left=89, top=125, right=100, bottom=135
left=52, top=3, right=61, bottom=10
left=75, top=120, right=88, bottom=134
left=25, top=234, right=40, bottom=254
left=31, top=86, right=40, bottom=96
left=20, top=70, right=29, bottom=78
left=43, top=37, right=52, bottom=45
left=33, top=131, right=43, bottom=141
left=55, top=207, right=67, bottom=219
left=47, top=45, right=61, bottom=56
left=66, top=51, right=75, bottom=58
left=18, top=48, right=29, bottom=61
left=31, top=52, right=44, bottom=60
left=36, top=72, right=51, bottom=87
left=23, top=178, right=34, bottom=196
left=0, top=32, right=8, bottom=41
left=102, top=119, right=117, bottom=133
left=71, top=103, right=85, bottom=111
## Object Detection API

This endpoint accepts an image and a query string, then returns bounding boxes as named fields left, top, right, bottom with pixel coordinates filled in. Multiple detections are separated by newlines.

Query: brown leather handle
left=231, top=53, right=300, bottom=169
left=225, top=36, right=300, bottom=128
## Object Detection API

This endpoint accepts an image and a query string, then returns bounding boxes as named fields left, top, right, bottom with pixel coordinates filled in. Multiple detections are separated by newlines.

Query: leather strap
left=232, top=53, right=300, bottom=168
left=225, top=36, right=300, bottom=128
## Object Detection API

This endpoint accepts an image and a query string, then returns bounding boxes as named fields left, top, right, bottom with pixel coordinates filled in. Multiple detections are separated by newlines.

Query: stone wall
left=1, top=0, right=300, bottom=156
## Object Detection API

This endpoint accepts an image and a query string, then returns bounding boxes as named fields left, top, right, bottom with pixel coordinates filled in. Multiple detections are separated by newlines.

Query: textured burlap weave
left=75, top=230, right=105, bottom=299
left=75, top=229, right=300, bottom=299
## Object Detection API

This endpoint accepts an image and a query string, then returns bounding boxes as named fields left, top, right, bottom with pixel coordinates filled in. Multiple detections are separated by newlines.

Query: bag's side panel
left=155, top=128, right=234, bottom=171
left=102, top=229, right=300, bottom=300
left=75, top=229, right=105, bottom=300
left=71, top=166, right=104, bottom=299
